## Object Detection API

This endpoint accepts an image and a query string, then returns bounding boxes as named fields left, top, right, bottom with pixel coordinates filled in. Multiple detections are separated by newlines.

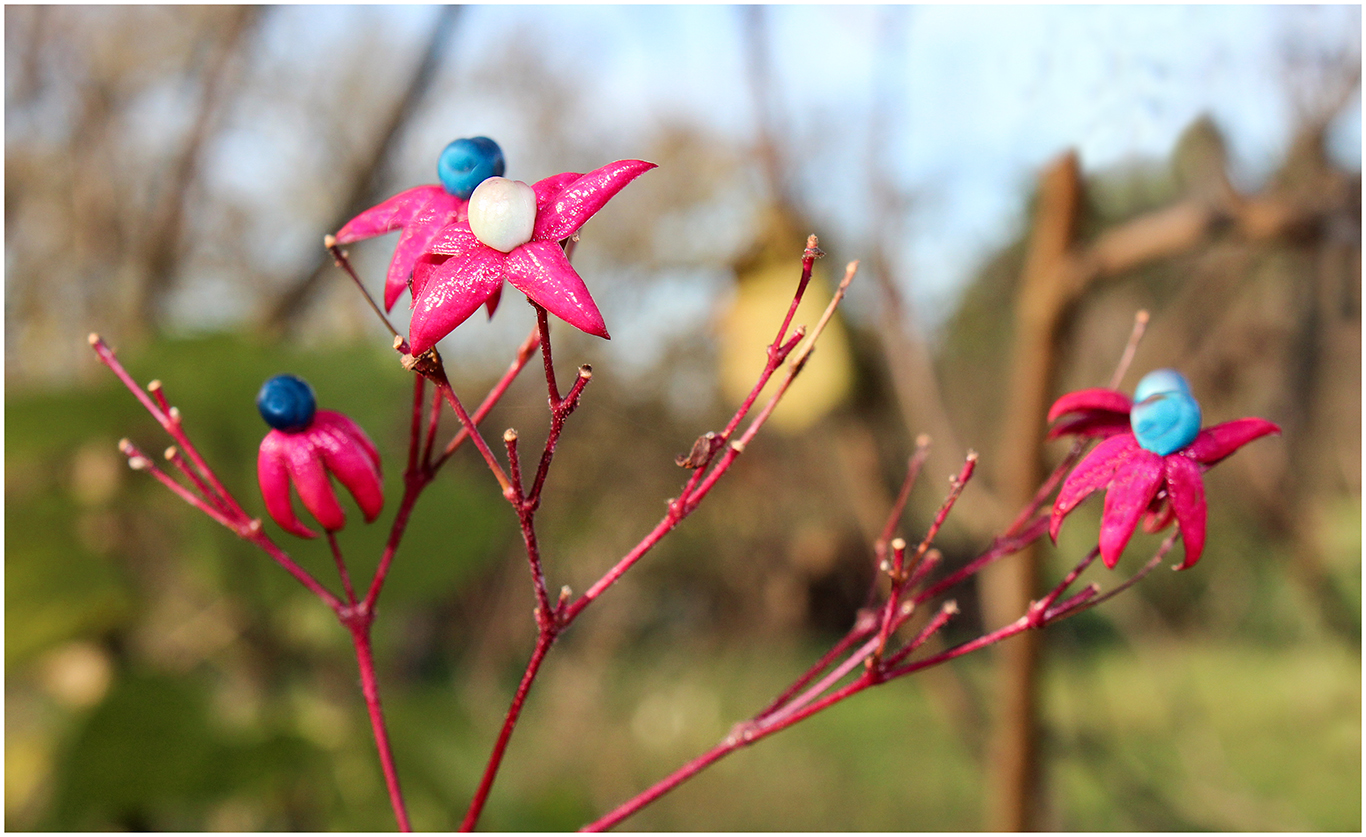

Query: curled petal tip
left=533, top=159, right=657, bottom=242
left=1048, top=388, right=1132, bottom=424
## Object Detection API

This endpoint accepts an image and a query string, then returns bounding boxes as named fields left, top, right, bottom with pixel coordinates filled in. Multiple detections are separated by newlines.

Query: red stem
left=327, top=530, right=359, bottom=606
left=534, top=303, right=562, bottom=404
left=756, top=609, right=879, bottom=719
left=348, top=622, right=412, bottom=832
left=434, top=326, right=541, bottom=471
left=433, top=375, right=513, bottom=496
left=874, top=437, right=932, bottom=566
left=460, top=630, right=556, bottom=831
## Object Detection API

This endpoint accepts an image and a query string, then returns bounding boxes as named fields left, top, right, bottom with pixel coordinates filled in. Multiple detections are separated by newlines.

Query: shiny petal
left=383, top=192, right=466, bottom=311
left=1047, top=388, right=1132, bottom=424
left=1164, top=454, right=1207, bottom=569
left=1051, top=434, right=1138, bottom=541
left=1099, top=448, right=1165, bottom=568
left=283, top=433, right=345, bottom=532
left=1181, top=418, right=1281, bottom=466
left=532, top=171, right=584, bottom=210
left=258, top=434, right=316, bottom=538
left=532, top=159, right=656, bottom=242
left=313, top=411, right=384, bottom=522
left=408, top=246, right=507, bottom=354
left=504, top=240, right=609, bottom=338
left=335, top=185, right=446, bottom=244
left=423, top=221, right=481, bottom=258
left=1046, top=413, right=1132, bottom=440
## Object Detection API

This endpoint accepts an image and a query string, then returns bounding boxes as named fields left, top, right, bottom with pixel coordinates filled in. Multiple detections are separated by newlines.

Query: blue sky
left=369, top=6, right=1359, bottom=301
left=184, top=5, right=1360, bottom=358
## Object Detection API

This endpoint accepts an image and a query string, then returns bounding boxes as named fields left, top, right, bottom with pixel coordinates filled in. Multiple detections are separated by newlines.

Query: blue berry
left=1131, top=370, right=1201, bottom=456
left=257, top=374, right=316, bottom=432
left=1133, top=368, right=1192, bottom=403
left=438, top=137, right=505, bottom=199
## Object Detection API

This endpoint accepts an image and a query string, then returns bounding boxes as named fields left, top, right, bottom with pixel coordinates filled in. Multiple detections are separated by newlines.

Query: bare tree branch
left=263, top=4, right=462, bottom=334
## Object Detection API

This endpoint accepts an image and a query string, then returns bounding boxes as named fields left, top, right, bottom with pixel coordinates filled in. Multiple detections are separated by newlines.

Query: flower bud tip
left=578, top=364, right=592, bottom=379
left=87, top=333, right=101, bottom=346
left=128, top=456, right=150, bottom=470
left=147, top=380, right=162, bottom=392
left=168, top=406, right=181, bottom=422
left=118, top=438, right=133, bottom=453
left=945, top=600, right=960, bottom=615
left=503, top=428, right=518, bottom=443
left=890, top=537, right=907, bottom=552
left=966, top=449, right=979, bottom=463
left=163, top=446, right=177, bottom=460
left=323, top=234, right=337, bottom=249
left=915, top=433, right=931, bottom=449
left=393, top=335, right=405, bottom=351
left=1136, top=309, right=1150, bottom=325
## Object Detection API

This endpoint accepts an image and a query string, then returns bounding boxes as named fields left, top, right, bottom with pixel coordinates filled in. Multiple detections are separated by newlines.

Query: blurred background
left=5, top=5, right=1360, bottom=831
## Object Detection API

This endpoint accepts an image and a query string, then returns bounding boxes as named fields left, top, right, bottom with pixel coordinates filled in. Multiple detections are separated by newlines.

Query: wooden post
left=982, top=151, right=1082, bottom=831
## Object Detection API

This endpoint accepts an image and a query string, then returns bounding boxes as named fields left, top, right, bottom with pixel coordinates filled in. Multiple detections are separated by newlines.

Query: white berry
left=468, top=177, right=536, bottom=253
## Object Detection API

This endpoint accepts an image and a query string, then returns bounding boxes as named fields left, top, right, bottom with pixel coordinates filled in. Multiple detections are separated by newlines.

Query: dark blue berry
left=257, top=374, right=316, bottom=432
left=438, top=136, right=505, bottom=199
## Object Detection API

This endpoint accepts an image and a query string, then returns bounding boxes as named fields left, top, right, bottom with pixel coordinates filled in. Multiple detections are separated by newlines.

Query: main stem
left=349, top=621, right=412, bottom=832
left=460, top=629, right=556, bottom=831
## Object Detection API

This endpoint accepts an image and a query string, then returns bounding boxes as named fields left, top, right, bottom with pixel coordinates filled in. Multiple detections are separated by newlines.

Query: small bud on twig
left=578, top=364, right=592, bottom=380
left=676, top=431, right=723, bottom=469
left=324, top=233, right=337, bottom=249
left=87, top=333, right=101, bottom=346
left=164, top=446, right=178, bottom=460
left=503, top=428, right=518, bottom=444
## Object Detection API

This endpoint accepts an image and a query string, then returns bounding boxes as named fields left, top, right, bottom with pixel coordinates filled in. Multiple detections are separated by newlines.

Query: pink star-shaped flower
left=1047, top=384, right=1279, bottom=569
left=258, top=410, right=384, bottom=538
left=406, top=159, right=656, bottom=355
left=334, top=185, right=471, bottom=313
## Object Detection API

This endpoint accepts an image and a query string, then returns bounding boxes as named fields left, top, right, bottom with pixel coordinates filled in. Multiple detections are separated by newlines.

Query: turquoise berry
left=1131, top=390, right=1201, bottom=455
left=1133, top=368, right=1192, bottom=403
left=257, top=374, right=316, bottom=432
left=438, top=137, right=505, bottom=199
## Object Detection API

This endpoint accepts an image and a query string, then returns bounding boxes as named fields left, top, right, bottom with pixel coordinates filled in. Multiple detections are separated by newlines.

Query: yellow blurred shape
left=5, top=734, right=50, bottom=821
left=38, top=641, right=112, bottom=708
left=719, top=260, right=853, bottom=433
